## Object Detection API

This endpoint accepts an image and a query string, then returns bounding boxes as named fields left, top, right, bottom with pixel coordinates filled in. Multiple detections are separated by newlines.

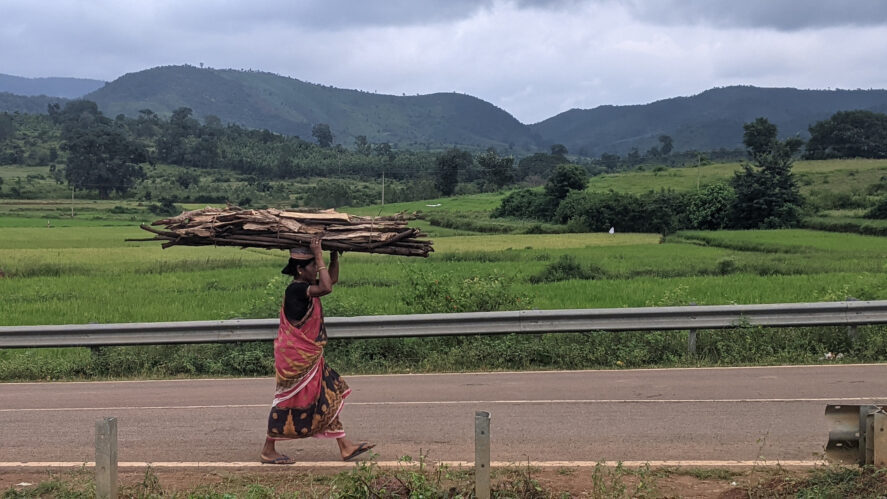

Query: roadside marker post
left=475, top=410, right=491, bottom=499
left=874, top=412, right=887, bottom=468
left=95, top=417, right=118, bottom=499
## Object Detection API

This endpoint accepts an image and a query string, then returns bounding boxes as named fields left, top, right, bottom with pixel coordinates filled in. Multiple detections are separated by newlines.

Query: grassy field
left=3, top=223, right=886, bottom=326
left=2, top=158, right=886, bottom=379
left=3, top=216, right=886, bottom=379
left=587, top=158, right=887, bottom=195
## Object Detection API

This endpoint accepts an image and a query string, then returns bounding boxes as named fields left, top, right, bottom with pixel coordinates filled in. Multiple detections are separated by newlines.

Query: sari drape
left=267, top=295, right=351, bottom=440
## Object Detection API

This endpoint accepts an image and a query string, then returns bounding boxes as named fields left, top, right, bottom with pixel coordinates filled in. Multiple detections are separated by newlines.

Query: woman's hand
left=310, top=237, right=323, bottom=258
left=330, top=249, right=340, bottom=261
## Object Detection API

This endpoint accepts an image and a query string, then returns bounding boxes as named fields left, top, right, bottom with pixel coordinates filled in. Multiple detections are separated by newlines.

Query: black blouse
left=283, top=281, right=310, bottom=324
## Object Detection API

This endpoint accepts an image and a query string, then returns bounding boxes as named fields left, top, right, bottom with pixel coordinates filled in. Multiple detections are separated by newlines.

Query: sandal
left=343, top=442, right=376, bottom=461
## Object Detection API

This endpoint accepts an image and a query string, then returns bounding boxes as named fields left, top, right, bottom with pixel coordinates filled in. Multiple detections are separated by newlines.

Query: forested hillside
left=3, top=66, right=887, bottom=157
left=0, top=92, right=65, bottom=114
left=84, top=66, right=540, bottom=152
left=0, top=73, right=105, bottom=98
left=531, top=86, right=887, bottom=156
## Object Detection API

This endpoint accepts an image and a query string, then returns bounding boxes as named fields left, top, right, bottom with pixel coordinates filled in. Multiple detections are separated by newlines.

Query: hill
left=3, top=66, right=887, bottom=156
left=531, top=86, right=887, bottom=156
left=0, top=73, right=105, bottom=98
left=83, top=65, right=541, bottom=151
left=0, top=92, right=65, bottom=114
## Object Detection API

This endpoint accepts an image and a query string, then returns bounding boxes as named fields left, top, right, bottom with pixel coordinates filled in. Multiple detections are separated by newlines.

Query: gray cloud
left=160, top=0, right=494, bottom=31
left=626, top=0, right=887, bottom=30
left=2, top=0, right=887, bottom=123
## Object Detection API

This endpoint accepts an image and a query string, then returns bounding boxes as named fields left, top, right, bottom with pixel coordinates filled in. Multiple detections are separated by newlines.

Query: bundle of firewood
left=131, top=207, right=433, bottom=257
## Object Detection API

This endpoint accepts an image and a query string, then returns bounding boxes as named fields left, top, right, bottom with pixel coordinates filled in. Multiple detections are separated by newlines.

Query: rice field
left=2, top=219, right=886, bottom=328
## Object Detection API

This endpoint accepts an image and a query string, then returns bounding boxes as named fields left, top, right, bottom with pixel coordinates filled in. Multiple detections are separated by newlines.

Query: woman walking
left=260, top=237, right=375, bottom=464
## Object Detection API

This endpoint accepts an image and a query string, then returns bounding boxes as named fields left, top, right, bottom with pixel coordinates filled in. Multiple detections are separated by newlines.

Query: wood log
left=138, top=207, right=432, bottom=257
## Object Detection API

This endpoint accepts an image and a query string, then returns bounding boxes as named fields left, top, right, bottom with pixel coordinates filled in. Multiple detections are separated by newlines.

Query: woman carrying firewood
left=260, top=237, right=375, bottom=464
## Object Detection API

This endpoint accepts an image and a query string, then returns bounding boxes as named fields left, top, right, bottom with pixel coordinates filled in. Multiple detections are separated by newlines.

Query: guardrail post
left=866, top=412, right=875, bottom=465
left=847, top=325, right=859, bottom=343
left=475, top=410, right=491, bottom=499
left=687, top=302, right=697, bottom=356
left=95, top=417, right=118, bottom=499
left=874, top=411, right=887, bottom=468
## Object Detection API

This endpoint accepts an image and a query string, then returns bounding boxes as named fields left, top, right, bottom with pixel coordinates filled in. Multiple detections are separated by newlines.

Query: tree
left=730, top=118, right=803, bottom=228
left=658, top=135, right=673, bottom=156
left=175, top=171, right=200, bottom=189
left=598, top=153, right=620, bottom=171
left=434, top=148, right=472, bottom=196
left=544, top=164, right=588, bottom=201
left=312, top=123, right=333, bottom=148
left=157, top=107, right=198, bottom=164
left=550, top=144, right=568, bottom=157
left=0, top=113, right=14, bottom=142
left=63, top=124, right=148, bottom=198
left=134, top=109, right=161, bottom=138
left=516, top=152, right=563, bottom=179
left=374, top=142, right=394, bottom=162
left=804, top=110, right=887, bottom=159
left=864, top=196, right=887, bottom=219
left=354, top=135, right=371, bottom=155
left=687, top=183, right=735, bottom=230
left=305, top=179, right=352, bottom=208
left=476, top=148, right=514, bottom=189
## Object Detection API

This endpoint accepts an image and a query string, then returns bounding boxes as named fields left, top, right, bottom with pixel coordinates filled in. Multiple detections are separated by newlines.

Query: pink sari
left=267, top=295, right=351, bottom=440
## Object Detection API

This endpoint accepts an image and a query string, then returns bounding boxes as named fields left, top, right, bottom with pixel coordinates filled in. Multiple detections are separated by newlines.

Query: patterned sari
left=267, top=294, right=351, bottom=440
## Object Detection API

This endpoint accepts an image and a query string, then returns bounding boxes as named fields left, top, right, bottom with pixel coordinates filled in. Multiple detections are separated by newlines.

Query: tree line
left=2, top=101, right=887, bottom=213
left=493, top=116, right=887, bottom=232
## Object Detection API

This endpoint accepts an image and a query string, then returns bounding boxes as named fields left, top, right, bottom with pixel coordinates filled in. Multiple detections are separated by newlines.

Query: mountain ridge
left=2, top=66, right=887, bottom=155
left=0, top=73, right=105, bottom=99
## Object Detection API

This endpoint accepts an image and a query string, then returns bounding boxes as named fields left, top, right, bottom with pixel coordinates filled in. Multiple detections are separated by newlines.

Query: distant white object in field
left=426, top=203, right=442, bottom=207
left=608, top=226, right=615, bottom=235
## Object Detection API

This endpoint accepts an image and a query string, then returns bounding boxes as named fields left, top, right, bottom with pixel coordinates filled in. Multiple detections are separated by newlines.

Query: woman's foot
left=338, top=438, right=376, bottom=461
left=260, top=454, right=296, bottom=465
left=260, top=438, right=296, bottom=464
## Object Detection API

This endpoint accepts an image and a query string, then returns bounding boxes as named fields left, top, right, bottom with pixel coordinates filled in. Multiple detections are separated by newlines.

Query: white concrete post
left=95, top=417, right=118, bottom=499
left=475, top=411, right=491, bottom=499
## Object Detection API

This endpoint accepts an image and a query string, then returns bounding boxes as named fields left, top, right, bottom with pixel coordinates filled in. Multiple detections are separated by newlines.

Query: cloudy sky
left=3, top=0, right=886, bottom=123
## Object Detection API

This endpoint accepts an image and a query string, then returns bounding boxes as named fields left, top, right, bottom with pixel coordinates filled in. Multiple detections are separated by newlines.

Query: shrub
left=491, top=188, right=552, bottom=220
left=715, top=256, right=738, bottom=275
left=864, top=196, right=887, bottom=219
left=399, top=267, right=532, bottom=314
left=147, top=198, right=179, bottom=216
left=529, top=255, right=608, bottom=283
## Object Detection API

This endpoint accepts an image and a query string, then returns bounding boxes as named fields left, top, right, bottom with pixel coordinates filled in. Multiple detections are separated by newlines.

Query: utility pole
left=381, top=171, right=385, bottom=208
left=71, top=186, right=75, bottom=218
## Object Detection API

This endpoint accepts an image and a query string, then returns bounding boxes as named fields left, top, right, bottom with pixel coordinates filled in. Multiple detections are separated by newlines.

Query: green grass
left=2, top=222, right=886, bottom=377
left=3, top=163, right=887, bottom=380
left=2, top=224, right=886, bottom=327
left=346, top=191, right=506, bottom=216
left=586, top=158, right=887, bottom=195
left=677, top=228, right=887, bottom=254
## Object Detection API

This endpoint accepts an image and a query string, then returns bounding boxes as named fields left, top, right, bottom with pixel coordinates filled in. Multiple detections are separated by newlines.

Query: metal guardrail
left=1, top=300, right=886, bottom=348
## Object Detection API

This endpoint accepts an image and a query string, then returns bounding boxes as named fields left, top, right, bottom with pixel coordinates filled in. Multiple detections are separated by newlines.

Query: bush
left=147, top=198, right=179, bottom=216
left=491, top=188, right=552, bottom=220
left=553, top=189, right=688, bottom=234
left=864, top=197, right=887, bottom=219
left=399, top=267, right=532, bottom=314
left=715, top=256, right=738, bottom=275
left=687, top=183, right=735, bottom=230
left=529, top=255, right=608, bottom=283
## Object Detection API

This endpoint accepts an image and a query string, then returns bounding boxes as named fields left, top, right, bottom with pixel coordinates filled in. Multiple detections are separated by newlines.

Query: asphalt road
left=1, top=364, right=885, bottom=465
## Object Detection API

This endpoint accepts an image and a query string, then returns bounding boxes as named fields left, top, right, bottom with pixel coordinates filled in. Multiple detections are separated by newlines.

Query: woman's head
left=282, top=247, right=317, bottom=280
left=281, top=257, right=316, bottom=278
